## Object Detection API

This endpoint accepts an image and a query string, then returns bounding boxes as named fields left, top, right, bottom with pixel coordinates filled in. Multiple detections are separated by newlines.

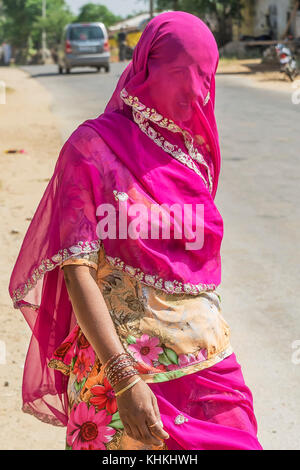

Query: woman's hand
left=115, top=376, right=169, bottom=447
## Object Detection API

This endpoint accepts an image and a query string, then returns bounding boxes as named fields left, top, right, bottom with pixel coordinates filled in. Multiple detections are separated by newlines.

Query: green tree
left=2, top=0, right=74, bottom=48
left=1, top=0, right=74, bottom=62
left=75, top=3, right=122, bottom=27
left=1, top=0, right=42, bottom=48
left=156, top=0, right=243, bottom=46
left=34, top=0, right=74, bottom=48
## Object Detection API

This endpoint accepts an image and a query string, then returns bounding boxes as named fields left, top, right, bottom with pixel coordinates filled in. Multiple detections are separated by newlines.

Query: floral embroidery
left=120, top=88, right=213, bottom=193
left=132, top=108, right=210, bottom=191
left=12, top=240, right=101, bottom=306
left=105, top=252, right=216, bottom=295
left=113, top=190, right=129, bottom=201
left=12, top=239, right=217, bottom=310
left=203, top=91, right=210, bottom=106
left=120, top=88, right=182, bottom=133
left=174, top=414, right=189, bottom=425
left=61, top=251, right=99, bottom=271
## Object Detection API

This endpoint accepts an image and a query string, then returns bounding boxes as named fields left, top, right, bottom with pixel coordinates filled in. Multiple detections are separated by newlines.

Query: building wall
left=253, top=0, right=293, bottom=38
left=234, top=0, right=296, bottom=40
left=295, top=10, right=300, bottom=37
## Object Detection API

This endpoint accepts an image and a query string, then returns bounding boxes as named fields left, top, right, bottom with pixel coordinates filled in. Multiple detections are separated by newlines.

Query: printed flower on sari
left=90, top=377, right=117, bottom=415
left=166, top=363, right=179, bottom=371
left=196, top=348, right=208, bottom=362
left=77, top=332, right=90, bottom=350
left=53, top=341, right=73, bottom=360
left=73, top=351, right=92, bottom=382
left=128, top=334, right=163, bottom=366
left=177, top=349, right=208, bottom=368
left=178, top=353, right=197, bottom=367
left=67, top=402, right=116, bottom=450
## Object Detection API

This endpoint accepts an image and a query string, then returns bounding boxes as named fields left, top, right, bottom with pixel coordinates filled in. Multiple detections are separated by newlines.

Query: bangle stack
left=104, top=352, right=139, bottom=391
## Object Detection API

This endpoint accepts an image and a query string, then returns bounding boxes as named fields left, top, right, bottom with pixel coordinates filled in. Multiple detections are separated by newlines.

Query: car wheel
left=105, top=65, right=110, bottom=73
left=96, top=66, right=101, bottom=72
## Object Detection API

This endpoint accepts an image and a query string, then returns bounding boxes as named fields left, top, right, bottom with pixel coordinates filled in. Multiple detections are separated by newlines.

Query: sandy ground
left=0, top=61, right=296, bottom=450
left=217, top=58, right=298, bottom=93
left=0, top=66, right=66, bottom=449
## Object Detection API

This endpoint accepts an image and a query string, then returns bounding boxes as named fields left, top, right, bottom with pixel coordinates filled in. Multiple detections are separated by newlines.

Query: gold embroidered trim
left=60, top=251, right=99, bottom=271
left=120, top=88, right=213, bottom=193
left=22, top=403, right=65, bottom=427
left=132, top=108, right=209, bottom=190
left=203, top=91, right=210, bottom=106
left=105, top=252, right=217, bottom=295
left=12, top=238, right=217, bottom=308
left=11, top=240, right=101, bottom=306
left=113, top=190, right=129, bottom=201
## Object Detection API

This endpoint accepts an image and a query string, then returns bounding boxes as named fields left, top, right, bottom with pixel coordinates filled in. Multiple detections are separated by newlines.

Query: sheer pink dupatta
left=9, top=12, right=224, bottom=426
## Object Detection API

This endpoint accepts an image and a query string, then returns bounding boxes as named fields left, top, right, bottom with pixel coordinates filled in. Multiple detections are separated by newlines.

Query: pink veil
left=9, top=11, right=224, bottom=426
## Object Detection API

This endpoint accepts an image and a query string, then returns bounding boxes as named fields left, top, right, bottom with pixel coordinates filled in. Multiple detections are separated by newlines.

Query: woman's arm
left=63, top=264, right=169, bottom=446
left=63, top=264, right=126, bottom=364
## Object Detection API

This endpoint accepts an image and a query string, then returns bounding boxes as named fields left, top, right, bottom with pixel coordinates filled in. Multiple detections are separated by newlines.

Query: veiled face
left=148, top=49, right=214, bottom=123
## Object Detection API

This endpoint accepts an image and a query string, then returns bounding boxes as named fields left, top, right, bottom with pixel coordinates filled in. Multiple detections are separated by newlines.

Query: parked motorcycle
left=275, top=43, right=298, bottom=81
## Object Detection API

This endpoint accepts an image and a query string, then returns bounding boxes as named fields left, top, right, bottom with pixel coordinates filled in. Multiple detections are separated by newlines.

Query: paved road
left=22, top=63, right=300, bottom=450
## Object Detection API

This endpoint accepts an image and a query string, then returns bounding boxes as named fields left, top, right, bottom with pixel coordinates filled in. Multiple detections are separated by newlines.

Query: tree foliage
left=75, top=3, right=122, bottom=26
left=0, top=1, right=122, bottom=53
left=1, top=0, right=75, bottom=48
left=156, top=0, right=244, bottom=45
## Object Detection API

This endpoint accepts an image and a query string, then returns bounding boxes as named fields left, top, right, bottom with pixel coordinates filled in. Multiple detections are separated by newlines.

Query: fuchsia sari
left=9, top=12, right=262, bottom=449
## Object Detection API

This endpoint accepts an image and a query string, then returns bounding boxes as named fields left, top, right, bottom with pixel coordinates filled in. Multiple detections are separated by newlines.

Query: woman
left=9, top=12, right=263, bottom=450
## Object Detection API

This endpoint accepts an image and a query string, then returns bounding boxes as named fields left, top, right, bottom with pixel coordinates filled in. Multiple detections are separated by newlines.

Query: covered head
left=106, top=11, right=221, bottom=196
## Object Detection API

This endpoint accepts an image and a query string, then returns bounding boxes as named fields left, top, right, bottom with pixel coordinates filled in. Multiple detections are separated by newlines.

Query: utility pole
left=42, top=0, right=47, bottom=64
left=150, top=0, right=154, bottom=19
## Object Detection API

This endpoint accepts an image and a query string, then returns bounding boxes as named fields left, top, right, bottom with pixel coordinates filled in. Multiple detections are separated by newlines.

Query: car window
left=69, top=26, right=104, bottom=41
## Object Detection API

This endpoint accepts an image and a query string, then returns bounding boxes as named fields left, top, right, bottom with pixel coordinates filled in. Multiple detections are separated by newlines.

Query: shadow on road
left=24, top=69, right=107, bottom=78
left=217, top=71, right=253, bottom=75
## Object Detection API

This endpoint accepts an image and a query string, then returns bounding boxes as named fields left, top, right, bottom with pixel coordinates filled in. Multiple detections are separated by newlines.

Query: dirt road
left=1, top=63, right=299, bottom=450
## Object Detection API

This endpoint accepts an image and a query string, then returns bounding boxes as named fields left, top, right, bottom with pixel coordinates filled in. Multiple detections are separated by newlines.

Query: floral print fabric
left=48, top=244, right=233, bottom=449
left=55, top=244, right=232, bottom=380
left=49, top=326, right=167, bottom=450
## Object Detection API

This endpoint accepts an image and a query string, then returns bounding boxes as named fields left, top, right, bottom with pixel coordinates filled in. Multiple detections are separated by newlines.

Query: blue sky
left=66, top=0, right=148, bottom=18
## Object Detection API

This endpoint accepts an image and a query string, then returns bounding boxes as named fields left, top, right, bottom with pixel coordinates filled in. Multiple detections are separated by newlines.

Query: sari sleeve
left=60, top=251, right=99, bottom=271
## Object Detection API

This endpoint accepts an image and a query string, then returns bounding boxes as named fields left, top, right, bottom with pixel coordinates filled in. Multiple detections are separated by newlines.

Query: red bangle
left=103, top=352, right=128, bottom=371
left=111, top=370, right=139, bottom=389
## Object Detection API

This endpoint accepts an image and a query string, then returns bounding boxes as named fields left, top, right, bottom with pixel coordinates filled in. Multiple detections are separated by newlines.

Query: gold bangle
left=115, top=377, right=141, bottom=397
